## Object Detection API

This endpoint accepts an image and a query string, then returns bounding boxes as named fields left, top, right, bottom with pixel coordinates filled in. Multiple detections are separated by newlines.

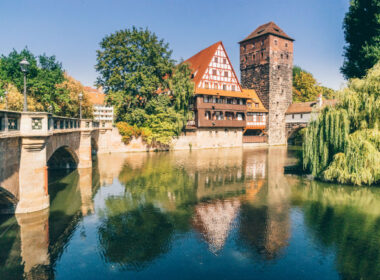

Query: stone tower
left=239, top=22, right=294, bottom=145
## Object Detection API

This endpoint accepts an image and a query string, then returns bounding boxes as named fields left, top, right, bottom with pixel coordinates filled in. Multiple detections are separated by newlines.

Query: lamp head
left=19, top=58, right=30, bottom=73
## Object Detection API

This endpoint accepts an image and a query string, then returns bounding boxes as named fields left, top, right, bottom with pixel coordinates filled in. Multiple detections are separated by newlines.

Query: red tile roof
left=286, top=99, right=338, bottom=114
left=240, top=21, right=294, bottom=43
left=183, top=41, right=221, bottom=88
left=84, top=86, right=105, bottom=105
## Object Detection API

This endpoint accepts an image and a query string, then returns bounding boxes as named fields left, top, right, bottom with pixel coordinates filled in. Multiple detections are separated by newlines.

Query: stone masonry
left=240, top=23, right=294, bottom=145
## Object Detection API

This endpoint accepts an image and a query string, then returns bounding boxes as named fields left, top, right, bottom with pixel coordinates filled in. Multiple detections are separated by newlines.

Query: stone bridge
left=0, top=110, right=102, bottom=213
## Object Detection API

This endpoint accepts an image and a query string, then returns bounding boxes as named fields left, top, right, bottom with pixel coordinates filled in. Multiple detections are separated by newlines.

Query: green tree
left=95, top=27, right=174, bottom=121
left=96, top=27, right=194, bottom=146
left=0, top=48, right=67, bottom=113
left=292, top=66, right=336, bottom=102
left=303, top=62, right=380, bottom=185
left=341, top=0, right=380, bottom=79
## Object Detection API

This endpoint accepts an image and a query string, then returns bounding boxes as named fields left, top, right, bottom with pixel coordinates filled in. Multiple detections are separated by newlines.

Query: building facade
left=239, top=22, right=294, bottom=145
left=85, top=86, right=114, bottom=128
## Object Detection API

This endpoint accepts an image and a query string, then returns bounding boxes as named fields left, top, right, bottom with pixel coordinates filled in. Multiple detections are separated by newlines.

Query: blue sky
left=0, top=0, right=349, bottom=90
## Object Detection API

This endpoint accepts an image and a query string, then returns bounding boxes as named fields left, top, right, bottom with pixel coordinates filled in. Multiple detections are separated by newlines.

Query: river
left=0, top=147, right=379, bottom=279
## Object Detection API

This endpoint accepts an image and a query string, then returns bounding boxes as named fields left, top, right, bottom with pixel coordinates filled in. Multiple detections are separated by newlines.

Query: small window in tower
left=212, top=69, right=217, bottom=75
left=278, top=65, right=280, bottom=70
left=223, top=58, right=226, bottom=64
left=281, top=54, right=283, bottom=59
left=253, top=54, right=256, bottom=60
left=274, top=39, right=278, bottom=45
left=224, top=71, right=228, bottom=77
left=285, top=43, right=288, bottom=47
left=223, top=84, right=227, bottom=90
left=277, top=101, right=279, bottom=106
left=261, top=41, right=264, bottom=46
left=214, top=57, right=218, bottom=63
left=286, top=54, right=289, bottom=59
left=232, top=85, right=236, bottom=91
left=261, top=52, right=264, bottom=58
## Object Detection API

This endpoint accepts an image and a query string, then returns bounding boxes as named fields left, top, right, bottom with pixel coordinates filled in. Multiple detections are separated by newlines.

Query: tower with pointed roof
left=239, top=22, right=294, bottom=145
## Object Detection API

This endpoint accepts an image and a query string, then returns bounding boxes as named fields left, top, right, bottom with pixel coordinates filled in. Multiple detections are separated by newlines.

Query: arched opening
left=287, top=127, right=306, bottom=146
left=47, top=146, right=78, bottom=170
left=0, top=187, right=17, bottom=214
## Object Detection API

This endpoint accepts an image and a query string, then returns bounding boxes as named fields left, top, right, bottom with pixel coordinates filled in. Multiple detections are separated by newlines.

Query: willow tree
left=303, top=62, right=380, bottom=185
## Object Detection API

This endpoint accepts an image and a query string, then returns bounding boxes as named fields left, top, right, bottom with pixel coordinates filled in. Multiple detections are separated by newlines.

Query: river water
left=0, top=147, right=379, bottom=280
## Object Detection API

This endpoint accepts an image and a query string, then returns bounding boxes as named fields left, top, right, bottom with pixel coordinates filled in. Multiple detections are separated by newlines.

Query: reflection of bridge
left=0, top=110, right=101, bottom=213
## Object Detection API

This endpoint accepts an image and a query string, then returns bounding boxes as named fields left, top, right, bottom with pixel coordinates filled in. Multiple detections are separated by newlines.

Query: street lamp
left=19, top=58, right=30, bottom=112
left=79, top=92, right=83, bottom=119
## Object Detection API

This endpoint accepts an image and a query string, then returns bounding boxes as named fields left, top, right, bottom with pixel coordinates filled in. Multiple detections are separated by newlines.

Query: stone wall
left=97, top=127, right=245, bottom=154
left=0, top=137, right=21, bottom=200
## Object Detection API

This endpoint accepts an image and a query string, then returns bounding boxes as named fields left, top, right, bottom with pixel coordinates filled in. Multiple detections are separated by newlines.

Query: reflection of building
left=193, top=199, right=240, bottom=253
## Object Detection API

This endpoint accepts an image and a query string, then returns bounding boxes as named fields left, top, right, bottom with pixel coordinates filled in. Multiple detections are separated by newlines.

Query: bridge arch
left=287, top=125, right=306, bottom=145
left=47, top=146, right=79, bottom=170
left=0, top=186, right=18, bottom=212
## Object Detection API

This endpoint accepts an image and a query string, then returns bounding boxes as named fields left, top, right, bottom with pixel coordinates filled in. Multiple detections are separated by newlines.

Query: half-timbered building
left=184, top=41, right=268, bottom=143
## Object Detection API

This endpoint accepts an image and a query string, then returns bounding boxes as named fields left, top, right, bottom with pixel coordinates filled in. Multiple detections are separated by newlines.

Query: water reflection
left=0, top=147, right=379, bottom=279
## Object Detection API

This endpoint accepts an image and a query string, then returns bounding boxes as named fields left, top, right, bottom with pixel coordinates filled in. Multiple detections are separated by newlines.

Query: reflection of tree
left=98, top=202, right=174, bottom=271
left=293, top=180, right=380, bottom=280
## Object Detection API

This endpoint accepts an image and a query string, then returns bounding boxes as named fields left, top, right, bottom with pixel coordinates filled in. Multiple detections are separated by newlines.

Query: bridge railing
left=0, top=110, right=22, bottom=136
left=0, top=110, right=100, bottom=137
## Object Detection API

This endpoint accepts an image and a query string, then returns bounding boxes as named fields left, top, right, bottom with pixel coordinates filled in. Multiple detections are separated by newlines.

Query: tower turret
left=239, top=22, right=294, bottom=145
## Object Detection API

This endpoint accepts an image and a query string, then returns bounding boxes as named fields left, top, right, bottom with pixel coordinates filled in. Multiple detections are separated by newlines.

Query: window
left=255, top=103, right=259, bottom=108
left=232, top=85, right=235, bottom=91
left=261, top=41, right=264, bottom=46
left=252, top=54, right=255, bottom=61
left=214, top=83, right=218, bottom=89
left=236, top=113, right=244, bottom=121
left=224, top=71, right=228, bottom=77
left=292, top=114, right=295, bottom=119
left=205, top=82, right=209, bottom=89
left=286, top=54, right=289, bottom=59
left=278, top=65, right=280, bottom=70
left=216, top=111, right=224, bottom=120
left=300, top=114, right=303, bottom=119
left=203, top=96, right=208, bottom=103
left=214, top=57, right=218, bottom=63
left=223, top=58, right=226, bottom=64
left=261, top=52, right=264, bottom=58
left=223, top=84, right=227, bottom=90
left=212, top=69, right=217, bottom=75
left=281, top=54, right=283, bottom=59
left=274, top=39, right=278, bottom=45
left=205, top=111, right=211, bottom=120
left=285, top=43, right=288, bottom=47
left=227, top=98, right=233, bottom=104
left=252, top=43, right=255, bottom=48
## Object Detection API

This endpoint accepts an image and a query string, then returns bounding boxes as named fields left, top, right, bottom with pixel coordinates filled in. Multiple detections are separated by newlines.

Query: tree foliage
left=0, top=48, right=92, bottom=117
left=303, top=62, right=380, bottom=185
left=341, top=0, right=380, bottom=79
left=292, top=66, right=336, bottom=102
left=96, top=27, right=194, bottom=145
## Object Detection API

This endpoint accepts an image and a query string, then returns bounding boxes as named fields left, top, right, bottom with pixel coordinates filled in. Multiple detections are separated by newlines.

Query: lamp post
left=19, top=59, right=30, bottom=112
left=79, top=92, right=83, bottom=119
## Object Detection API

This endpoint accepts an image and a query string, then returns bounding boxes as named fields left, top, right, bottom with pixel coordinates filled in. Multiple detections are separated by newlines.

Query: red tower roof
left=239, top=21, right=294, bottom=43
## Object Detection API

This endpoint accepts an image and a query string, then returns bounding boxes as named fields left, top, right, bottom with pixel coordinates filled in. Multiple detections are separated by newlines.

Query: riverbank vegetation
left=303, top=62, right=380, bottom=185
left=0, top=48, right=93, bottom=118
left=95, top=27, right=194, bottom=146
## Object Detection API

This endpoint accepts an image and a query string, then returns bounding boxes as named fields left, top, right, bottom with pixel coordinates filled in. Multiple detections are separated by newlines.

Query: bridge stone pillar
left=16, top=137, right=50, bottom=213
left=78, top=120, right=93, bottom=169
left=16, top=208, right=50, bottom=279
